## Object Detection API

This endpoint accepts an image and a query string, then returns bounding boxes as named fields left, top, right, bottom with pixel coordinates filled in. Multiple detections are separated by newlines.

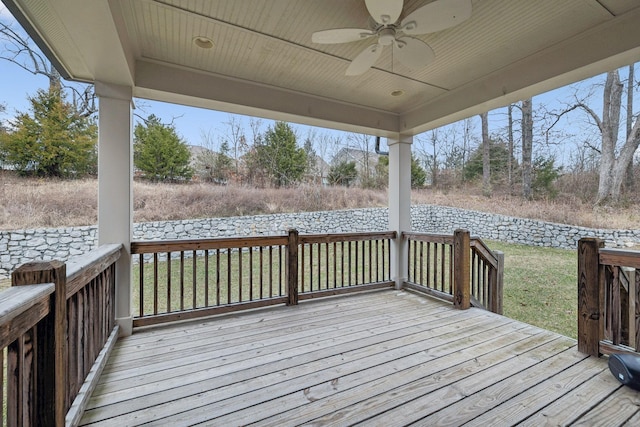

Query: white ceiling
left=5, top=0, right=640, bottom=136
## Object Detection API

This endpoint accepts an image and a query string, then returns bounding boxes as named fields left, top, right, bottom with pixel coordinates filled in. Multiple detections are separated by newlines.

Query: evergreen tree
left=463, top=141, right=513, bottom=184
left=255, top=121, right=307, bottom=187
left=328, top=160, right=358, bottom=186
left=211, top=140, right=233, bottom=184
left=370, top=155, right=425, bottom=188
left=532, top=156, right=562, bottom=199
left=375, top=156, right=389, bottom=188
left=0, top=88, right=97, bottom=177
left=195, top=140, right=233, bottom=184
left=134, top=115, right=193, bottom=182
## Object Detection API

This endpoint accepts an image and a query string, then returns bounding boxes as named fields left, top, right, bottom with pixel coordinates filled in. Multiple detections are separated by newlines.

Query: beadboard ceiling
left=5, top=0, right=640, bottom=135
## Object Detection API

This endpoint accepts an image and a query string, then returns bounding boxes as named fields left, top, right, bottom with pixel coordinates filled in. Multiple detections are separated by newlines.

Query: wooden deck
left=79, top=289, right=640, bottom=426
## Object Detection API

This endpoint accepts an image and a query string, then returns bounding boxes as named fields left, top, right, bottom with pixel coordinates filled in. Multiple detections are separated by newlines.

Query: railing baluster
left=612, top=267, right=621, bottom=345
left=167, top=252, right=172, bottom=312
left=249, top=246, right=254, bottom=301
left=326, top=242, right=330, bottom=289
left=341, top=241, right=345, bottom=287
left=238, top=247, right=243, bottom=303
left=215, top=249, right=220, bottom=306
left=382, top=239, right=391, bottom=280
left=318, top=243, right=322, bottom=290
left=279, top=245, right=283, bottom=296
left=334, top=242, right=338, bottom=288
left=355, top=240, right=359, bottom=286
left=153, top=253, right=158, bottom=315
left=440, top=243, right=446, bottom=292
left=227, top=249, right=232, bottom=304
left=192, top=250, right=197, bottom=309
left=260, top=246, right=264, bottom=300
left=449, top=244, right=454, bottom=294
left=180, top=251, right=185, bottom=311
left=301, top=243, right=306, bottom=293
left=139, top=254, right=144, bottom=317
left=361, top=240, right=365, bottom=285
left=204, top=250, right=209, bottom=307
left=368, top=240, right=372, bottom=284
left=375, top=240, right=380, bottom=283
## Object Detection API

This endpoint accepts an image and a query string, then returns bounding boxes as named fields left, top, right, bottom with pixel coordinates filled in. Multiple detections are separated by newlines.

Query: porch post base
left=116, top=316, right=133, bottom=337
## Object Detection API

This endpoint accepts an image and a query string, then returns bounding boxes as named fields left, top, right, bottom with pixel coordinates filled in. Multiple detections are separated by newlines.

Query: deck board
left=80, top=289, right=638, bottom=426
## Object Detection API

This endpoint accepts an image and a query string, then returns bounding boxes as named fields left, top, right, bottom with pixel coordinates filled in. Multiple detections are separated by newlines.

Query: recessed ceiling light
left=193, top=36, right=214, bottom=49
left=391, top=90, right=405, bottom=97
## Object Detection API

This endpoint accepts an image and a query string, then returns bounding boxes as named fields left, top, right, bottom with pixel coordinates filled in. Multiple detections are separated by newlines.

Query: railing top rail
left=599, top=247, right=640, bottom=269
left=131, top=235, right=290, bottom=253
left=66, top=243, right=122, bottom=298
left=299, top=231, right=396, bottom=244
left=0, top=283, right=54, bottom=348
left=470, top=238, right=499, bottom=266
left=402, top=231, right=453, bottom=245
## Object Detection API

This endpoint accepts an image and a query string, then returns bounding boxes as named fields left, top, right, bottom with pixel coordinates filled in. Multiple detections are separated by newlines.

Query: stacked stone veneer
left=2, top=205, right=639, bottom=278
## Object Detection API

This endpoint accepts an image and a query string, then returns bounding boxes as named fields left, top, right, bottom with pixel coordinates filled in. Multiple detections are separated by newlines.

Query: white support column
left=96, top=82, right=134, bottom=337
left=388, top=134, right=412, bottom=290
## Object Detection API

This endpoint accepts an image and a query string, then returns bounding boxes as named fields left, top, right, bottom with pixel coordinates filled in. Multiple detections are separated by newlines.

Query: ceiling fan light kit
left=312, top=0, right=472, bottom=75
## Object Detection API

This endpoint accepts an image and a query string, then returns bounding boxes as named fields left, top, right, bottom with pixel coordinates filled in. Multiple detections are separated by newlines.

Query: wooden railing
left=131, top=230, right=396, bottom=327
left=296, top=231, right=395, bottom=302
left=2, top=243, right=122, bottom=426
left=131, top=235, right=290, bottom=327
left=578, top=238, right=640, bottom=357
left=403, top=229, right=504, bottom=313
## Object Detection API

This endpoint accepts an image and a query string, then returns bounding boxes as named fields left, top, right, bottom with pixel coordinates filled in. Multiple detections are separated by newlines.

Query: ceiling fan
left=311, top=0, right=472, bottom=76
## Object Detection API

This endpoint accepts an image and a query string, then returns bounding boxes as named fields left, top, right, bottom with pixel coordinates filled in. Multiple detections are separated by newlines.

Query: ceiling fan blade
left=312, top=28, right=375, bottom=44
left=394, top=37, right=435, bottom=69
left=365, top=0, right=403, bottom=25
left=401, top=0, right=472, bottom=35
left=346, top=43, right=383, bottom=76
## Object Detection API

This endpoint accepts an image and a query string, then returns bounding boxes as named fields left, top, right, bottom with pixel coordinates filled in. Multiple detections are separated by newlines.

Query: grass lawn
left=490, top=241, right=577, bottom=339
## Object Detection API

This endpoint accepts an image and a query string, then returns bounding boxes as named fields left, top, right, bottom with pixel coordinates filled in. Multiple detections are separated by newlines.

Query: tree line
left=1, top=17, right=638, bottom=206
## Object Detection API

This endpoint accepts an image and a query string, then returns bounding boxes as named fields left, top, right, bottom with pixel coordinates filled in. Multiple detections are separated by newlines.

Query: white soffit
left=6, top=0, right=640, bottom=134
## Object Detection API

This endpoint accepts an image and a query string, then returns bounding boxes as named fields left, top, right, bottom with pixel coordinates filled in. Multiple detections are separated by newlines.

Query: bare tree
left=521, top=98, right=533, bottom=199
left=507, top=104, right=515, bottom=192
left=0, top=20, right=96, bottom=116
left=221, top=115, right=248, bottom=180
left=345, top=133, right=377, bottom=187
left=311, top=130, right=342, bottom=186
left=625, top=64, right=635, bottom=191
left=480, top=112, right=491, bottom=197
left=577, top=70, right=639, bottom=205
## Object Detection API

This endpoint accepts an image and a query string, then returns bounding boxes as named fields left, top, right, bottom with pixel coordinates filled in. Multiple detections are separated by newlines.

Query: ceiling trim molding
left=134, top=60, right=400, bottom=135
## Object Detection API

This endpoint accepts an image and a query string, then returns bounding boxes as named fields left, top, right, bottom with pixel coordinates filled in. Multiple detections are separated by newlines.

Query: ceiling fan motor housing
left=378, top=28, right=396, bottom=46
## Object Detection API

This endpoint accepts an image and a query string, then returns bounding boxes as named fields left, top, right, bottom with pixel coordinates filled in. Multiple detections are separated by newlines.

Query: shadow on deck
left=80, top=290, right=639, bottom=426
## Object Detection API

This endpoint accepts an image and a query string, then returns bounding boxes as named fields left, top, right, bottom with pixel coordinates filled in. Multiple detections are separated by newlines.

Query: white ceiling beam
left=134, top=60, right=400, bottom=135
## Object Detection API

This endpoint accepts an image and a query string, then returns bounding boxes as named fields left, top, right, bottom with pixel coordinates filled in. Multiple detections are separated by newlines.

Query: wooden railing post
left=453, top=229, right=470, bottom=310
left=491, top=250, right=504, bottom=314
left=287, top=229, right=299, bottom=305
left=577, top=238, right=604, bottom=356
left=11, top=260, right=67, bottom=427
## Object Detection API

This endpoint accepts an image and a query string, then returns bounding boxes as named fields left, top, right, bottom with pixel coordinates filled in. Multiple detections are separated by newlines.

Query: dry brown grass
left=411, top=186, right=640, bottom=230
left=0, top=171, right=638, bottom=231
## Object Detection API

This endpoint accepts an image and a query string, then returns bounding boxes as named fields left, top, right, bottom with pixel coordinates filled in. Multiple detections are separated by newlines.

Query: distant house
left=306, top=154, right=331, bottom=186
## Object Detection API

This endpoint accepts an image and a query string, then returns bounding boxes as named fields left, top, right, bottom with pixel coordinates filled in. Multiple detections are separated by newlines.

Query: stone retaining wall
left=2, top=205, right=638, bottom=278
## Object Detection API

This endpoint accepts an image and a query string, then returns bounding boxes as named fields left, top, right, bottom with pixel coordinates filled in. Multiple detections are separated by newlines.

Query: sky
left=0, top=4, right=635, bottom=168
